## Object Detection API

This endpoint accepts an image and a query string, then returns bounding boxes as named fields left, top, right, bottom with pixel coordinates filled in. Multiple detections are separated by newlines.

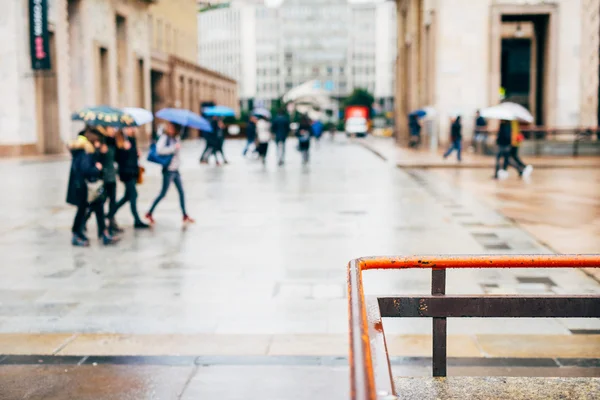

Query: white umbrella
left=480, top=102, right=534, bottom=123
left=123, top=107, right=154, bottom=126
left=499, top=102, right=534, bottom=123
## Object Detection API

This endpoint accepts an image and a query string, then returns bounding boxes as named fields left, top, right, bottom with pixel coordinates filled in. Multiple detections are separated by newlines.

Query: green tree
left=343, top=88, right=374, bottom=109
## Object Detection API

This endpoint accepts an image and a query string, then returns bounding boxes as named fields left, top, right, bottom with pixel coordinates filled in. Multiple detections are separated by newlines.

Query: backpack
left=147, top=142, right=173, bottom=167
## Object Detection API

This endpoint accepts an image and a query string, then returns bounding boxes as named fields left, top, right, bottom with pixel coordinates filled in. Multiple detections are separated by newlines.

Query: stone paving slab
left=359, top=136, right=600, bottom=169
left=0, top=333, right=74, bottom=355
left=475, top=334, right=600, bottom=358
left=393, top=377, right=600, bottom=400
left=1, top=333, right=599, bottom=359
left=0, top=365, right=194, bottom=400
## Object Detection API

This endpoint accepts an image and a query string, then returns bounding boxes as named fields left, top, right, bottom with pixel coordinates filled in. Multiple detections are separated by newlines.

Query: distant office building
left=198, top=0, right=397, bottom=111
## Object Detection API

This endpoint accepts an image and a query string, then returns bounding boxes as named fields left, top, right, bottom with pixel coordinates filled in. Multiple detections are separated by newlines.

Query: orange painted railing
left=347, top=255, right=600, bottom=400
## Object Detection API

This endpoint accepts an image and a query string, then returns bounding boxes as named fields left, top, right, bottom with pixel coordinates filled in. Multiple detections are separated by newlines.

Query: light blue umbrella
left=156, top=108, right=212, bottom=132
left=204, top=106, right=236, bottom=117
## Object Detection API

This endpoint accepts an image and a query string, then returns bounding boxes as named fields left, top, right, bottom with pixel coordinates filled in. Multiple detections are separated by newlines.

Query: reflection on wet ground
left=0, top=138, right=599, bottom=398
left=434, top=168, right=600, bottom=254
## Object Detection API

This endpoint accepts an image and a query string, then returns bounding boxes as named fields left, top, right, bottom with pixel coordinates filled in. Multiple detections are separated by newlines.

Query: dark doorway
left=501, top=39, right=531, bottom=108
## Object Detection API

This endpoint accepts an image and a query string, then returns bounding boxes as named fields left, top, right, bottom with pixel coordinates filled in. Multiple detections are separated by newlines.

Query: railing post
left=431, top=269, right=447, bottom=377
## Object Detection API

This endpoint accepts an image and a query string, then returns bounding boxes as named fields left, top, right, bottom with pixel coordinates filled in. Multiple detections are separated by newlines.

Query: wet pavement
left=0, top=136, right=599, bottom=398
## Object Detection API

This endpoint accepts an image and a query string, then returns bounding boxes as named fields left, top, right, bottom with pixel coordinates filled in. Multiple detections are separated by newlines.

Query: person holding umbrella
left=66, top=129, right=119, bottom=246
left=146, top=108, right=210, bottom=225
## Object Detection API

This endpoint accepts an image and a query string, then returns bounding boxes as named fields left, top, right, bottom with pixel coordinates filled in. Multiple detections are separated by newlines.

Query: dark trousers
left=200, top=142, right=213, bottom=162
left=73, top=200, right=105, bottom=238
left=495, top=145, right=512, bottom=177
left=86, top=181, right=116, bottom=224
left=110, top=179, right=142, bottom=223
left=243, top=139, right=254, bottom=155
left=149, top=170, right=187, bottom=216
left=508, top=146, right=526, bottom=174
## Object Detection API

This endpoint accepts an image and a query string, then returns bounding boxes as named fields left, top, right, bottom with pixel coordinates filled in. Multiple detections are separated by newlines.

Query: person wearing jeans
left=110, top=128, right=149, bottom=229
left=146, top=122, right=194, bottom=225
left=443, top=116, right=462, bottom=161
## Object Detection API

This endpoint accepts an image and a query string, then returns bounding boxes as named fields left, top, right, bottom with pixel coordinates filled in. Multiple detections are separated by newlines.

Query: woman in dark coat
left=109, top=128, right=150, bottom=229
left=67, top=129, right=119, bottom=246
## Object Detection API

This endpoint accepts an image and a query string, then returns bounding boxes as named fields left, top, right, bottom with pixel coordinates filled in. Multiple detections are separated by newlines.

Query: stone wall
left=0, top=0, right=38, bottom=148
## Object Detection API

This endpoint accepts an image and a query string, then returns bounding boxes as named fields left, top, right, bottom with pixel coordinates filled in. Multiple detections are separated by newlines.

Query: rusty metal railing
left=347, top=255, right=600, bottom=400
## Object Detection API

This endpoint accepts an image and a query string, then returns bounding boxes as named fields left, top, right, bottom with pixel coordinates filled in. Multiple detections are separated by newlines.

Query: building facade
left=0, top=0, right=153, bottom=156
left=0, top=0, right=237, bottom=157
left=394, top=0, right=600, bottom=147
left=149, top=0, right=238, bottom=138
left=198, top=0, right=397, bottom=112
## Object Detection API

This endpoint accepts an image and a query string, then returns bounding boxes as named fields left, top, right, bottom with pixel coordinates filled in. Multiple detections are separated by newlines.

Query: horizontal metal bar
left=378, top=295, right=600, bottom=318
left=358, top=255, right=600, bottom=271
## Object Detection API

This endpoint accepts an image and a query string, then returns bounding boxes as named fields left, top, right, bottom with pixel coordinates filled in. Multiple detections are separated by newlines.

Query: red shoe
left=145, top=213, right=155, bottom=225
left=183, top=215, right=195, bottom=224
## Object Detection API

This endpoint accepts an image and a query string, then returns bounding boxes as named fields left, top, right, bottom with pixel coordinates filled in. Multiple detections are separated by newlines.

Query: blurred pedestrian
left=494, top=120, right=512, bottom=180
left=109, top=128, right=150, bottom=229
left=443, top=116, right=462, bottom=162
left=272, top=109, right=291, bottom=166
left=474, top=110, right=487, bottom=142
left=146, top=122, right=195, bottom=225
left=296, top=116, right=314, bottom=165
left=312, top=120, right=324, bottom=143
left=67, top=129, right=119, bottom=246
left=408, top=114, right=421, bottom=148
left=84, top=126, right=121, bottom=235
left=200, top=118, right=217, bottom=164
left=256, top=115, right=272, bottom=165
left=243, top=115, right=257, bottom=156
left=212, top=118, right=229, bottom=165
left=508, top=120, right=533, bottom=178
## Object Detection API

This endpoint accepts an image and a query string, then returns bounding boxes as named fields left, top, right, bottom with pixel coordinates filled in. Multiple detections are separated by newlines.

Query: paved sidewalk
left=0, top=138, right=598, bottom=355
left=359, top=136, right=600, bottom=169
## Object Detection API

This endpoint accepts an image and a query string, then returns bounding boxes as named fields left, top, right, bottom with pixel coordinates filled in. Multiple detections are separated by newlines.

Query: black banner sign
left=29, top=0, right=51, bottom=70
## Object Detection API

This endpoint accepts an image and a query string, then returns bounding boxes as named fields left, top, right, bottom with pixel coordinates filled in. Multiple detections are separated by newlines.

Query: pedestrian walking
left=494, top=120, right=513, bottom=180
left=67, top=129, right=119, bottom=246
left=109, top=128, right=150, bottom=229
left=508, top=120, right=533, bottom=178
left=443, top=116, right=463, bottom=162
left=408, top=114, right=421, bottom=148
left=474, top=110, right=487, bottom=141
left=211, top=118, right=229, bottom=165
left=312, top=120, right=324, bottom=143
left=146, top=122, right=195, bottom=225
left=243, top=115, right=257, bottom=156
left=199, top=121, right=216, bottom=164
left=256, top=116, right=272, bottom=165
left=296, top=116, right=314, bottom=165
left=272, top=109, right=291, bottom=166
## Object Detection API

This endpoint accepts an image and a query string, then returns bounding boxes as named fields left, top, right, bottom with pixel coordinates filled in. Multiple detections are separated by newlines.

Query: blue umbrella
left=204, top=106, right=236, bottom=117
left=156, top=108, right=212, bottom=132
left=409, top=109, right=427, bottom=118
